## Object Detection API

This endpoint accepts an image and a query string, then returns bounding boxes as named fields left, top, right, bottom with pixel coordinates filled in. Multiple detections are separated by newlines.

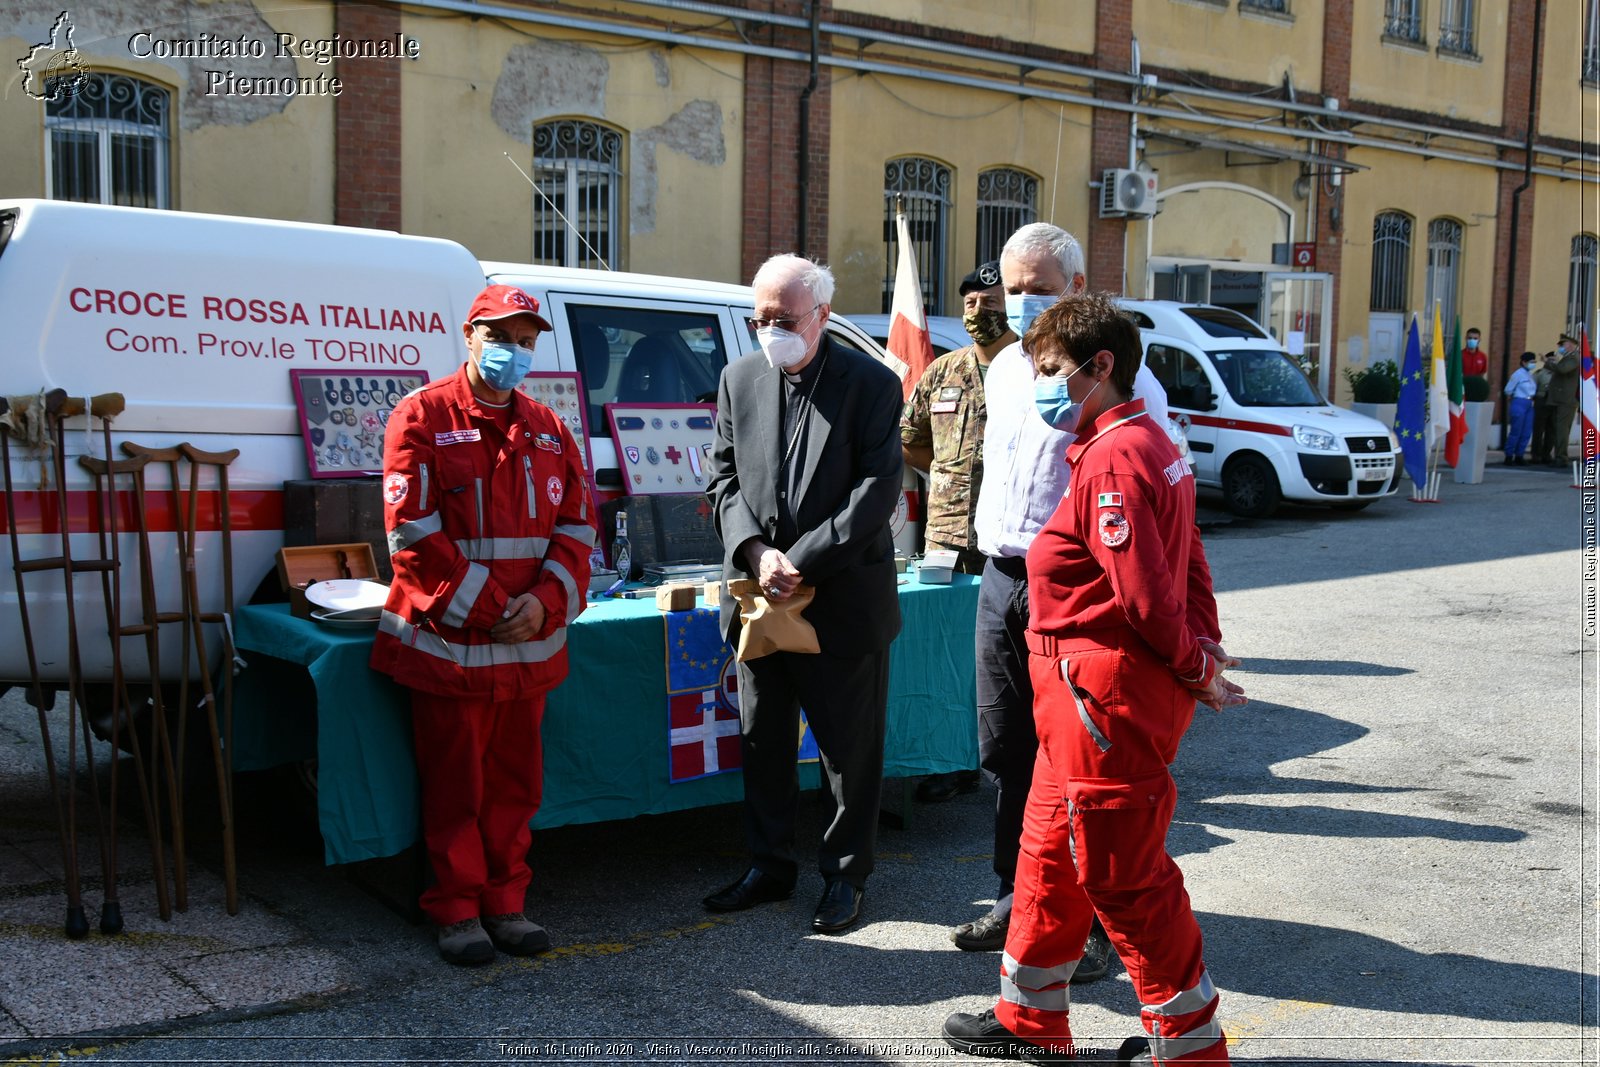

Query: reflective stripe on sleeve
left=388, top=512, right=442, bottom=555
left=554, top=522, right=597, bottom=549
left=379, top=611, right=567, bottom=668
left=441, top=561, right=490, bottom=627
left=999, top=952, right=1073, bottom=1013
left=453, top=537, right=551, bottom=562
left=542, top=560, right=581, bottom=622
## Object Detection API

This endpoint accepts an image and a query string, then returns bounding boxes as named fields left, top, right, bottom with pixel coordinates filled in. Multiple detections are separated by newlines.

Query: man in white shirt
left=950, top=223, right=1166, bottom=976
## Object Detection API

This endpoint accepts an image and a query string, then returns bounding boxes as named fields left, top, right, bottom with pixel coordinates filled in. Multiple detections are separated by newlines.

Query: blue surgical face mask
left=1005, top=293, right=1058, bottom=340
left=1033, top=363, right=1101, bottom=431
left=478, top=340, right=533, bottom=391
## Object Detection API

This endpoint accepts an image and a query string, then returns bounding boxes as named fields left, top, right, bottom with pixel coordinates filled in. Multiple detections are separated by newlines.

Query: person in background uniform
left=902, top=260, right=1014, bottom=804
left=1531, top=350, right=1557, bottom=465
left=948, top=221, right=1168, bottom=966
left=1462, top=327, right=1488, bottom=378
left=1502, top=352, right=1537, bottom=465
left=1545, top=333, right=1581, bottom=467
left=704, top=254, right=903, bottom=935
left=371, top=285, right=596, bottom=966
left=943, top=292, right=1245, bottom=1066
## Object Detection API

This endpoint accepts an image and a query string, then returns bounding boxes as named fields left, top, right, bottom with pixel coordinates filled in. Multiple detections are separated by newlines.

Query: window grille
left=882, top=157, right=951, bottom=315
left=1240, top=0, right=1289, bottom=12
left=1438, top=0, right=1477, bottom=54
left=975, top=168, right=1037, bottom=267
left=1568, top=234, right=1597, bottom=337
left=1384, top=0, right=1425, bottom=42
left=1585, top=0, right=1600, bottom=82
left=45, top=73, right=169, bottom=208
left=1370, top=212, right=1412, bottom=312
left=533, top=120, right=622, bottom=270
left=1424, top=217, right=1463, bottom=346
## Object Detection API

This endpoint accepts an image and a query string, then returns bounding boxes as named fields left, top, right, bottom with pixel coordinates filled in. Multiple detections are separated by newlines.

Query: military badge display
left=290, top=369, right=427, bottom=478
left=516, top=372, right=592, bottom=475
left=606, top=402, right=717, bottom=494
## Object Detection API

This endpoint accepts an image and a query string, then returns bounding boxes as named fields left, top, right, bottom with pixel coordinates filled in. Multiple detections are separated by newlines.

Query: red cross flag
left=1582, top=327, right=1597, bottom=465
left=886, top=205, right=936, bottom=401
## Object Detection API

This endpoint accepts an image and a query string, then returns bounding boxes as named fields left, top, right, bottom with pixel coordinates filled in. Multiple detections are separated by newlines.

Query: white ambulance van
left=1119, top=299, right=1403, bottom=517
left=0, top=198, right=487, bottom=698
left=0, top=200, right=911, bottom=705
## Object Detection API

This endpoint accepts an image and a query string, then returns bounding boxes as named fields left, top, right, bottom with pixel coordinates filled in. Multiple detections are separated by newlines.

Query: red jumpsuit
left=998, top=398, right=1229, bottom=1065
left=370, top=365, right=595, bottom=925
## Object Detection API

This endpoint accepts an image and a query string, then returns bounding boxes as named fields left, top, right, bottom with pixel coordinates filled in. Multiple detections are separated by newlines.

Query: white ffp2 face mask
left=757, top=326, right=809, bottom=369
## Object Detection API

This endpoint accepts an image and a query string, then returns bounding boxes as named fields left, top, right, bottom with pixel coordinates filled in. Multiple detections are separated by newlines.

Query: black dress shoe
left=940, top=1009, right=1073, bottom=1063
left=810, top=879, right=863, bottom=933
left=702, top=868, right=794, bottom=912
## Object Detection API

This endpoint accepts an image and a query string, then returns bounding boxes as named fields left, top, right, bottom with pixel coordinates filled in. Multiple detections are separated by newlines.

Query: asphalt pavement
left=1, top=459, right=1594, bottom=1066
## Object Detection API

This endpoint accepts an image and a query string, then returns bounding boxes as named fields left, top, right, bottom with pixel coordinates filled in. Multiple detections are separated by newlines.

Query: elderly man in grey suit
left=703, top=253, right=904, bottom=934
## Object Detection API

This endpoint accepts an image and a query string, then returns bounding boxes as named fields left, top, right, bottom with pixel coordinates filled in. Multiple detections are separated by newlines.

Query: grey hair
left=753, top=253, right=836, bottom=305
left=1000, top=222, right=1085, bottom=281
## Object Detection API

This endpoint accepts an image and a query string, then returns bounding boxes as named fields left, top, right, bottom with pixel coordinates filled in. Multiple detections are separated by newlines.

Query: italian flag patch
left=1097, top=492, right=1123, bottom=508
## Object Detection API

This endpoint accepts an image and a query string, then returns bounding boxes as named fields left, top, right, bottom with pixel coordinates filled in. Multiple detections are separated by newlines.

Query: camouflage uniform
left=902, top=345, right=988, bottom=574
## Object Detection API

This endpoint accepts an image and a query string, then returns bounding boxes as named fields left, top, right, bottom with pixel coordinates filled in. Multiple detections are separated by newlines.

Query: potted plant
left=1454, top=374, right=1495, bottom=484
left=1344, top=359, right=1401, bottom=430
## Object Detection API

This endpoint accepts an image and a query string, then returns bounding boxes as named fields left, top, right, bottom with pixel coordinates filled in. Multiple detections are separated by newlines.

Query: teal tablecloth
left=232, top=575, right=980, bottom=865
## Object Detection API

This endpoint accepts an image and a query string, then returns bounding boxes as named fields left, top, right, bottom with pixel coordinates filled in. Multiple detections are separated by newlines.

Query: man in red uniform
left=371, top=284, right=596, bottom=965
left=943, top=294, right=1244, bottom=1064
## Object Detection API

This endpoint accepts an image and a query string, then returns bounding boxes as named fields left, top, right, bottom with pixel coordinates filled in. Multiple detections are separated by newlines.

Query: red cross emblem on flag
left=669, top=680, right=742, bottom=782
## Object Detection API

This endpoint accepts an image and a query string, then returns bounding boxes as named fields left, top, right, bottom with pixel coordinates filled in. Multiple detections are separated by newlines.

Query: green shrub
left=1342, top=359, right=1402, bottom=403
left=1464, top=374, right=1490, bottom=402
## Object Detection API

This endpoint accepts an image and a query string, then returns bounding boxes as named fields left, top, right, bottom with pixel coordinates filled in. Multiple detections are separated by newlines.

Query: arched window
left=46, top=73, right=170, bottom=208
left=1424, top=217, right=1464, bottom=341
left=883, top=157, right=951, bottom=315
left=533, top=119, right=622, bottom=270
left=1569, top=234, right=1598, bottom=336
left=1369, top=211, right=1412, bottom=312
left=976, top=167, right=1037, bottom=267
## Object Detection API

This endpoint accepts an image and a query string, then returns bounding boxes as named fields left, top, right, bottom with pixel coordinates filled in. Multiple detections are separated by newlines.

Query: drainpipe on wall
left=797, top=0, right=820, bottom=256
left=1500, top=0, right=1542, bottom=448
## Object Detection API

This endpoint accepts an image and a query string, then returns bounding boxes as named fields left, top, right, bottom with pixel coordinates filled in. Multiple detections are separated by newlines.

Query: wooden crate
left=276, top=542, right=381, bottom=619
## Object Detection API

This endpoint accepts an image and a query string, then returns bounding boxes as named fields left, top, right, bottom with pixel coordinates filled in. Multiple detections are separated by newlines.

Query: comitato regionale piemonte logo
left=17, top=11, right=90, bottom=102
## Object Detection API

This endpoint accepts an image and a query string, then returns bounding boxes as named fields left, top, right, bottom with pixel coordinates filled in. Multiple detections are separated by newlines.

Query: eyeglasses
left=746, top=304, right=821, bottom=333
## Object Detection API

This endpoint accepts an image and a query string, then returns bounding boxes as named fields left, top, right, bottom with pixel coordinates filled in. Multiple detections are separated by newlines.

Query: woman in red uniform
left=943, top=293, right=1245, bottom=1065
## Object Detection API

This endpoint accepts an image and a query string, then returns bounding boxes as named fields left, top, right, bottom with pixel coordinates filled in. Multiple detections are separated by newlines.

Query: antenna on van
left=503, top=153, right=614, bottom=271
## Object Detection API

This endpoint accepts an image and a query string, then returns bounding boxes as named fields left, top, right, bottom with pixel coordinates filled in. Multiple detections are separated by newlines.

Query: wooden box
left=282, top=478, right=392, bottom=581
left=276, top=542, right=381, bottom=619
left=655, top=583, right=698, bottom=612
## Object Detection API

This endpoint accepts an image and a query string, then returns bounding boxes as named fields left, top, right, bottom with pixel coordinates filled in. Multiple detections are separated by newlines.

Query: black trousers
left=1531, top=402, right=1556, bottom=462
left=974, top=554, right=1038, bottom=899
left=737, top=647, right=889, bottom=889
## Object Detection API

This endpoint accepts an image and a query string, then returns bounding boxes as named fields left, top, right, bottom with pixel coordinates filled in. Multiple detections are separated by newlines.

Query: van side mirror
left=1184, top=383, right=1216, bottom=410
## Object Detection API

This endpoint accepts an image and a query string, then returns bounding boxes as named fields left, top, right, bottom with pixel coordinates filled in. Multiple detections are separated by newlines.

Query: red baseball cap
left=467, top=284, right=552, bottom=332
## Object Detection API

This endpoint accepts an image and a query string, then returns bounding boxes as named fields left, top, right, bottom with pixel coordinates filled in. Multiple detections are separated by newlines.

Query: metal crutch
left=0, top=393, right=84, bottom=938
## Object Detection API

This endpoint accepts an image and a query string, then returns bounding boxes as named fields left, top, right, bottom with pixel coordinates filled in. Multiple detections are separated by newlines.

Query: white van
left=0, top=199, right=911, bottom=701
left=1120, top=299, right=1403, bottom=517
left=0, top=198, right=486, bottom=695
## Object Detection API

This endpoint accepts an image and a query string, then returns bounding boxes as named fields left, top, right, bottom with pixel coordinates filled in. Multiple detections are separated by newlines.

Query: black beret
left=959, top=260, right=1002, bottom=295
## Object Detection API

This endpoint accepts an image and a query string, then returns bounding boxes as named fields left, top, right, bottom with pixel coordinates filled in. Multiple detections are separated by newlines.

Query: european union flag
left=1394, top=314, right=1428, bottom=488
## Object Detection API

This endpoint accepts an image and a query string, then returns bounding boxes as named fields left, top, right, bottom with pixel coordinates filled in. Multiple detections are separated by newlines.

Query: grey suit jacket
left=708, top=335, right=904, bottom=656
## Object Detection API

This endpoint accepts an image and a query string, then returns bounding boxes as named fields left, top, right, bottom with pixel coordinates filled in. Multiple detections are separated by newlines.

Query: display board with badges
left=605, top=402, right=717, bottom=494
left=516, top=372, right=592, bottom=474
left=290, top=370, right=428, bottom=479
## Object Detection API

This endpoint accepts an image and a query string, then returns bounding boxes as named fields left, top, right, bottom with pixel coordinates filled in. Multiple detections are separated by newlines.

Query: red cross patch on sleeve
left=1098, top=510, right=1130, bottom=548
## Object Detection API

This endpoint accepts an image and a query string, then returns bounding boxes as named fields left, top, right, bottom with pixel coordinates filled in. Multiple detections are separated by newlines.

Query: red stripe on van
left=1184, top=414, right=1293, bottom=437
left=0, top=490, right=285, bottom=536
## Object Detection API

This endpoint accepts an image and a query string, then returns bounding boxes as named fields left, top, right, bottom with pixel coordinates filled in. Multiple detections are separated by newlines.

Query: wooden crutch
left=44, top=393, right=122, bottom=935
left=0, top=394, right=84, bottom=938
left=121, top=442, right=193, bottom=911
left=179, top=443, right=241, bottom=914
left=80, top=406, right=174, bottom=921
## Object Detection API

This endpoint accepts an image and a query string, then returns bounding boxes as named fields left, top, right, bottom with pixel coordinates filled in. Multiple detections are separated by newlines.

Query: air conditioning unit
left=1099, top=168, right=1159, bottom=218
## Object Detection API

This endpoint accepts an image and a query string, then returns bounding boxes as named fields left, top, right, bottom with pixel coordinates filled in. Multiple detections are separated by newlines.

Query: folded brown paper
left=728, top=578, right=820, bottom=661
